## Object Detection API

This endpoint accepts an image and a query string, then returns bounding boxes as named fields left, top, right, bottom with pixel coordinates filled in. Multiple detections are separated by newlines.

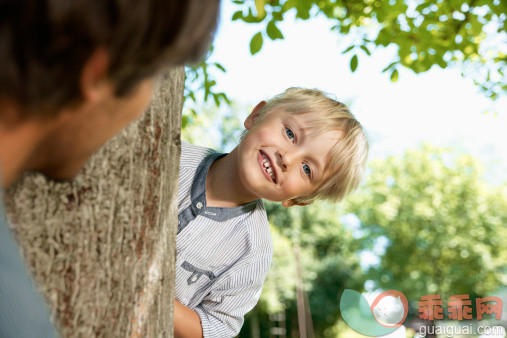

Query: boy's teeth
left=262, top=152, right=276, bottom=182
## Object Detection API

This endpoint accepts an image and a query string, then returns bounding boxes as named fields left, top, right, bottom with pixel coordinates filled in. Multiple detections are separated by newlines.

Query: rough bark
left=5, top=67, right=184, bottom=337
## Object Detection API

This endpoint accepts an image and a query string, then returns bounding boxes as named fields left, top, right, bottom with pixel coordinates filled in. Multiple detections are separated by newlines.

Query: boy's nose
left=276, top=149, right=297, bottom=171
left=276, top=152, right=287, bottom=171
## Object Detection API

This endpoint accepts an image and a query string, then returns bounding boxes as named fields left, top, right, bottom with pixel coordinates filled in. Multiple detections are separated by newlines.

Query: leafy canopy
left=186, top=0, right=506, bottom=106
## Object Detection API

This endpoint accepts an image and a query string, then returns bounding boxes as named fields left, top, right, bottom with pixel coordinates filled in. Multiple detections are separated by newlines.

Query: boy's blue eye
left=303, top=163, right=311, bottom=177
left=285, top=127, right=295, bottom=142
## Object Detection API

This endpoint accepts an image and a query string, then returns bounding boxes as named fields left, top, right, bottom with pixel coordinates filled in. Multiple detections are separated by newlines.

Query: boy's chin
left=282, top=199, right=311, bottom=207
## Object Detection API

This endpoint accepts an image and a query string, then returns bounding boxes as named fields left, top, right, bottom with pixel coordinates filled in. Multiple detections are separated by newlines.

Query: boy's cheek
left=284, top=177, right=315, bottom=199
left=274, top=180, right=300, bottom=200
left=259, top=127, right=279, bottom=141
left=248, top=127, right=276, bottom=143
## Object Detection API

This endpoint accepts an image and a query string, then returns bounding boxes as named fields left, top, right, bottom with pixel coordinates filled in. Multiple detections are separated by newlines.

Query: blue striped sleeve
left=194, top=257, right=271, bottom=337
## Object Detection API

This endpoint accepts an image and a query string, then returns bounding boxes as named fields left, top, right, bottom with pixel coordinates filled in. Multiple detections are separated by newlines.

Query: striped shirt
left=175, top=142, right=273, bottom=337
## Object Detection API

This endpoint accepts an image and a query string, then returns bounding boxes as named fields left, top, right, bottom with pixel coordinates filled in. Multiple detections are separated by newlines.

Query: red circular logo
left=370, top=290, right=409, bottom=327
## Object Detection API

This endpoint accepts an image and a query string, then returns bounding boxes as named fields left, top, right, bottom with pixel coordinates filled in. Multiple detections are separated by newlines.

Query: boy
left=0, top=1, right=219, bottom=336
left=174, top=87, right=369, bottom=337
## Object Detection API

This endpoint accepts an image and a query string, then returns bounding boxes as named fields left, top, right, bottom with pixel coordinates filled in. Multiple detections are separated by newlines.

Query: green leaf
left=282, top=0, right=296, bottom=11
left=342, top=45, right=355, bottom=54
left=255, top=0, right=266, bottom=18
left=360, top=45, right=371, bottom=56
left=375, top=28, right=391, bottom=47
left=272, top=11, right=283, bottom=21
left=266, top=21, right=284, bottom=40
left=232, top=10, right=243, bottom=21
left=382, top=61, right=398, bottom=73
left=182, top=115, right=189, bottom=129
left=350, top=55, right=358, bottom=72
left=219, top=92, right=231, bottom=105
left=242, top=7, right=263, bottom=23
left=294, top=0, right=311, bottom=19
left=391, top=69, right=399, bottom=82
left=214, top=63, right=226, bottom=73
left=250, top=32, right=264, bottom=55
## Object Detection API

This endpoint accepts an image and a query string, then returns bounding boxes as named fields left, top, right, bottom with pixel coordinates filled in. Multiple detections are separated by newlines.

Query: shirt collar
left=190, top=151, right=258, bottom=222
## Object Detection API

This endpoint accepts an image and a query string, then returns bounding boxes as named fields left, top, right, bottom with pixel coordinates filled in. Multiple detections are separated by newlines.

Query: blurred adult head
left=0, top=0, right=220, bottom=185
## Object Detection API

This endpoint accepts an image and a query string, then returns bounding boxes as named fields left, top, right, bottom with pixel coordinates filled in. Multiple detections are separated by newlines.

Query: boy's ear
left=282, top=199, right=312, bottom=208
left=244, top=100, right=266, bottom=130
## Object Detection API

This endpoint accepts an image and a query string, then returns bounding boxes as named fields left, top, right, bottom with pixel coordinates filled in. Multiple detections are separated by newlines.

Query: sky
left=194, top=2, right=507, bottom=184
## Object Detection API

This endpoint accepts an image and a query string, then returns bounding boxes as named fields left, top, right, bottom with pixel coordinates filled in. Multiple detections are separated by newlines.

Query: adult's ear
left=80, top=48, right=113, bottom=104
left=282, top=199, right=312, bottom=208
left=244, top=100, right=266, bottom=130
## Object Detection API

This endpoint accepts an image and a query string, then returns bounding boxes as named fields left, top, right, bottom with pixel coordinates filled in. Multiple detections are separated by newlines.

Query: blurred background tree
left=345, top=144, right=507, bottom=313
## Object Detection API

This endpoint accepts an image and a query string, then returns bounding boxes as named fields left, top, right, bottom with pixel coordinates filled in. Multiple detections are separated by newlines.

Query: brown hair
left=254, top=87, right=369, bottom=203
left=0, top=0, right=220, bottom=117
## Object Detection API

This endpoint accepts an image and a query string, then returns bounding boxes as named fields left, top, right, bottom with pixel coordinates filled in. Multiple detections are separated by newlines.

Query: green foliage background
left=347, top=144, right=506, bottom=301
left=181, top=104, right=506, bottom=337
left=181, top=1, right=506, bottom=336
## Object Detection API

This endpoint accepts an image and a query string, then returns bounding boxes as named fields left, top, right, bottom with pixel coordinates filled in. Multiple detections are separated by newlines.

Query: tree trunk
left=4, top=67, right=184, bottom=337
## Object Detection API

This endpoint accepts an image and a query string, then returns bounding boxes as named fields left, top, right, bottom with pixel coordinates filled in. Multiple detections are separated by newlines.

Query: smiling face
left=235, top=102, right=343, bottom=205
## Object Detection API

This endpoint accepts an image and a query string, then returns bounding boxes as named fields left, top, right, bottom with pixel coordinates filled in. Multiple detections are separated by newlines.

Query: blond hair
left=254, top=87, right=369, bottom=203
